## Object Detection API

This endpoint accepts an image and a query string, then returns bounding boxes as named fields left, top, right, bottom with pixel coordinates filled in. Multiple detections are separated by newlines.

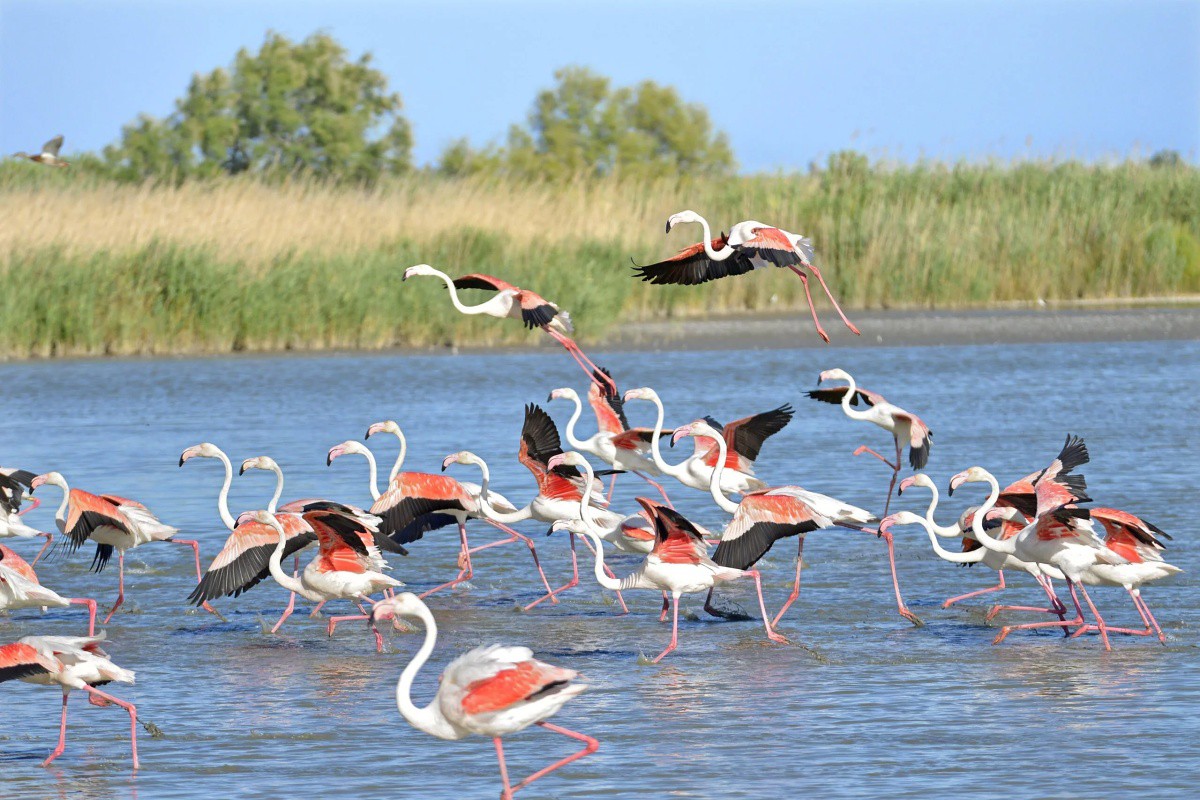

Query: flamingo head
left=28, top=472, right=65, bottom=493
left=441, top=451, right=479, bottom=472
left=365, top=420, right=401, bottom=440
left=622, top=386, right=657, bottom=403
left=239, top=455, right=279, bottom=476
left=403, top=264, right=438, bottom=281
left=369, top=592, right=425, bottom=632
left=817, top=368, right=851, bottom=386
left=549, top=518, right=585, bottom=536
left=878, top=511, right=925, bottom=537
left=671, top=419, right=721, bottom=447
left=547, top=387, right=577, bottom=403
left=328, top=440, right=370, bottom=466
left=948, top=467, right=989, bottom=496
left=546, top=451, right=588, bottom=472
left=897, top=473, right=935, bottom=496
left=242, top=509, right=282, bottom=529
left=179, top=442, right=224, bottom=467
left=665, top=209, right=702, bottom=234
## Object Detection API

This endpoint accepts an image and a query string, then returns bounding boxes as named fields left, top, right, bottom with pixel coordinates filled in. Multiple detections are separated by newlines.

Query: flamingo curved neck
left=396, top=603, right=459, bottom=739
left=645, top=393, right=687, bottom=480
left=916, top=516, right=982, bottom=564
left=580, top=530, right=626, bottom=592
left=266, top=465, right=284, bottom=515
left=471, top=457, right=532, bottom=524
left=358, top=449, right=381, bottom=501
left=703, top=434, right=741, bottom=515
left=51, top=479, right=70, bottom=532
left=917, top=482, right=960, bottom=538
left=267, top=527, right=314, bottom=599
left=214, top=451, right=236, bottom=531
left=577, top=462, right=598, bottom=529
left=965, top=473, right=1009, bottom=554
left=388, top=430, right=407, bottom=483
left=561, top=394, right=593, bottom=452
left=423, top=268, right=495, bottom=317
left=690, top=215, right=733, bottom=262
left=837, top=374, right=871, bottom=422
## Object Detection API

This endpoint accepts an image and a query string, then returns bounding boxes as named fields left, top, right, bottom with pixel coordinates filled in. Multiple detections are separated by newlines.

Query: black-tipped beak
left=363, top=429, right=371, bottom=441
left=238, top=465, right=247, bottom=475
left=947, top=486, right=955, bottom=497
left=546, top=392, right=553, bottom=402
left=178, top=456, right=185, bottom=467
left=326, top=454, right=333, bottom=466
left=664, top=220, right=671, bottom=233
left=440, top=462, right=448, bottom=472
left=545, top=525, right=556, bottom=537
left=897, top=486, right=904, bottom=496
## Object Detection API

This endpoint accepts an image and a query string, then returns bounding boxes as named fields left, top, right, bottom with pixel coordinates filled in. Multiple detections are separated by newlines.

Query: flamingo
left=0, top=633, right=138, bottom=768
left=1, top=467, right=54, bottom=564
left=178, top=443, right=238, bottom=531
left=402, top=264, right=615, bottom=393
left=550, top=485, right=787, bottom=663
left=808, top=368, right=933, bottom=517
left=895, top=473, right=1069, bottom=617
left=669, top=420, right=901, bottom=627
left=1, top=544, right=97, bottom=635
left=632, top=209, right=859, bottom=342
left=621, top=386, right=791, bottom=496
left=369, top=593, right=597, bottom=800
left=947, top=463, right=1123, bottom=649
left=328, top=439, right=554, bottom=600
left=29, top=472, right=206, bottom=624
left=11, top=135, right=69, bottom=167
left=547, top=370, right=674, bottom=505
left=244, top=509, right=400, bottom=650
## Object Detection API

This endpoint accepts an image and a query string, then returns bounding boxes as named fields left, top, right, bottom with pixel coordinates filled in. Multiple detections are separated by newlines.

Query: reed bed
left=1, top=161, right=1197, bottom=358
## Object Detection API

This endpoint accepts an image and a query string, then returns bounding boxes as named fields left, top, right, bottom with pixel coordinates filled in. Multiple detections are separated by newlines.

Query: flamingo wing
left=187, top=514, right=316, bottom=604
left=452, top=273, right=517, bottom=293
left=588, top=367, right=629, bottom=435
left=891, top=410, right=933, bottom=469
left=717, top=404, right=794, bottom=470
left=519, top=403, right=576, bottom=477
left=516, top=290, right=564, bottom=331
left=805, top=386, right=885, bottom=407
left=712, top=490, right=828, bottom=571
left=637, top=498, right=708, bottom=565
left=446, top=645, right=578, bottom=718
left=0, top=468, right=36, bottom=515
left=0, top=543, right=38, bottom=582
left=1032, top=435, right=1090, bottom=517
left=734, top=226, right=806, bottom=269
left=0, top=642, right=59, bottom=683
left=1091, top=507, right=1169, bottom=563
left=610, top=427, right=662, bottom=452
left=371, top=473, right=473, bottom=550
left=632, top=234, right=756, bottom=286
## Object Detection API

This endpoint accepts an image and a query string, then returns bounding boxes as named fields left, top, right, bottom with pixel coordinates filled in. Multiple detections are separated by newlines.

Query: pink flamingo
left=808, top=368, right=933, bottom=517
left=1, top=467, right=54, bottom=565
left=0, top=544, right=96, bottom=634
left=371, top=592, right=597, bottom=800
left=403, top=264, right=615, bottom=393
left=0, top=634, right=138, bottom=768
left=632, top=209, right=859, bottom=342
left=29, top=472, right=207, bottom=624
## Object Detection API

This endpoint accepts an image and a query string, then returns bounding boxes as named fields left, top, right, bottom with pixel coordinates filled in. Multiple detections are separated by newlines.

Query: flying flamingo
left=548, top=371, right=674, bottom=505
left=896, top=473, right=1069, bottom=618
left=621, top=386, right=791, bottom=496
left=1, top=544, right=97, bottom=635
left=29, top=472, right=207, bottom=624
left=1, top=467, right=54, bottom=564
left=632, top=209, right=859, bottom=342
left=948, top=462, right=1123, bottom=649
left=370, top=593, right=597, bottom=800
left=11, top=135, right=69, bottom=167
left=669, top=420, right=900, bottom=627
left=402, top=264, right=615, bottom=393
left=242, top=508, right=400, bottom=649
left=0, top=634, right=138, bottom=768
left=808, top=368, right=933, bottom=517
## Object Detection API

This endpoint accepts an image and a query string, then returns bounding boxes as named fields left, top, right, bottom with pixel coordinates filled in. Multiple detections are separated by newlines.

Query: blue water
left=1, top=338, right=1197, bottom=799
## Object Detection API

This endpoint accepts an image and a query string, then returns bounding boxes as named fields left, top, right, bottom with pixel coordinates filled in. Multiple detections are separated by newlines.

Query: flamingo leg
left=659, top=592, right=670, bottom=622
left=545, top=329, right=614, bottom=392
left=650, top=593, right=680, bottom=663
left=883, top=438, right=903, bottom=518
left=82, top=685, right=138, bottom=771
left=606, top=473, right=618, bottom=504
left=420, top=522, right=474, bottom=599
left=853, top=446, right=898, bottom=470
left=168, top=538, right=223, bottom=619
left=992, top=578, right=1086, bottom=644
left=805, top=262, right=861, bottom=335
left=42, top=691, right=69, bottom=768
left=495, top=737, right=514, bottom=800
left=632, top=471, right=674, bottom=508
left=771, top=535, right=806, bottom=628
left=944, top=570, right=1006, bottom=608
left=279, top=553, right=302, bottom=627
left=31, top=532, right=53, bottom=566
left=102, top=552, right=125, bottom=624
left=744, top=570, right=789, bottom=644
left=524, top=531, right=579, bottom=611
left=479, top=521, right=557, bottom=601
left=1075, top=582, right=1111, bottom=650
left=503, top=721, right=599, bottom=798
left=879, top=530, right=923, bottom=626
left=785, top=266, right=830, bottom=343
left=1136, top=593, right=1167, bottom=644
left=19, top=497, right=41, bottom=515
left=308, top=600, right=327, bottom=618
left=69, top=597, right=97, bottom=636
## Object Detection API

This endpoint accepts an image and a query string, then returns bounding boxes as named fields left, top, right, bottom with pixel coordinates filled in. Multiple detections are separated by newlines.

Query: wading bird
left=1, top=467, right=54, bottom=564
left=0, top=633, right=138, bottom=768
left=808, top=369, right=932, bottom=516
left=371, top=592, right=597, bottom=800
left=669, top=420, right=898, bottom=627
left=0, top=544, right=96, bottom=635
left=178, top=443, right=238, bottom=531
left=11, top=135, right=69, bottom=167
left=632, top=209, right=859, bottom=342
left=403, top=264, right=615, bottom=393
left=30, top=472, right=206, bottom=623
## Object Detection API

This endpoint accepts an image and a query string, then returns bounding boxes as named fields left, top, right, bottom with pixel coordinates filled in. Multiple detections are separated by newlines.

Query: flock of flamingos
left=0, top=206, right=1182, bottom=798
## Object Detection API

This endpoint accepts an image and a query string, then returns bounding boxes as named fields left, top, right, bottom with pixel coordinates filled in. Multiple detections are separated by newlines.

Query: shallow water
left=1, top=339, right=1197, bottom=799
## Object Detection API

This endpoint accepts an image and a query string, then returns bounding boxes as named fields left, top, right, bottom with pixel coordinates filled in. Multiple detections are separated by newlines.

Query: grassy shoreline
left=2, top=162, right=1197, bottom=359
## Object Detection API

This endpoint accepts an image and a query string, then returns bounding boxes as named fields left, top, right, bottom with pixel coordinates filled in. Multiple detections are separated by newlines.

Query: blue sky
left=1, top=0, right=1197, bottom=171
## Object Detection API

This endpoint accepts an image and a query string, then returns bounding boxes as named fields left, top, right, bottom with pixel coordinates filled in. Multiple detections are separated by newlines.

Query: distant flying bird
left=371, top=592, right=597, bottom=800
left=632, top=209, right=859, bottom=343
left=12, top=135, right=69, bottom=167
left=403, top=264, right=616, bottom=393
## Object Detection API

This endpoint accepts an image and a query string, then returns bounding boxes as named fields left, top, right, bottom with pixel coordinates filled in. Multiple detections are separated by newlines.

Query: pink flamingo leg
left=744, top=570, right=789, bottom=644
left=69, top=598, right=97, bottom=636
left=986, top=574, right=1066, bottom=621
left=606, top=472, right=618, bottom=504
left=785, top=265, right=830, bottom=343
left=308, top=600, right=327, bottom=618
left=805, top=262, right=861, bottom=335
left=545, top=329, right=616, bottom=393
left=944, top=570, right=1006, bottom=608
left=1075, top=582, right=1111, bottom=650
left=276, top=553, right=303, bottom=628
left=771, top=535, right=807, bottom=628
left=1135, top=593, right=1167, bottom=644
left=31, top=532, right=54, bottom=566
left=420, top=522, right=474, bottom=599
left=169, top=538, right=223, bottom=619
left=102, top=552, right=125, bottom=624
left=632, top=471, right=674, bottom=508
left=852, top=441, right=902, bottom=517
left=524, top=532, right=579, bottom=611
left=992, top=579, right=1087, bottom=644
left=42, top=691, right=70, bottom=767
left=82, top=685, right=139, bottom=771
left=19, top=497, right=41, bottom=515
left=879, top=530, right=923, bottom=626
left=501, top=722, right=599, bottom=798
left=658, top=592, right=670, bottom=622
left=477, top=521, right=556, bottom=601
left=650, top=594, right=680, bottom=663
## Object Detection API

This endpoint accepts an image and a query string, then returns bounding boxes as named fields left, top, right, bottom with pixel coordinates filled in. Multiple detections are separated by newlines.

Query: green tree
left=439, top=67, right=735, bottom=180
left=104, top=31, right=412, bottom=182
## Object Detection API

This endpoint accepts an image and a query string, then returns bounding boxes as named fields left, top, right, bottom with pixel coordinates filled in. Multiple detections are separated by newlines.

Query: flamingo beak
left=546, top=454, right=566, bottom=471
left=327, top=447, right=341, bottom=466
left=670, top=426, right=691, bottom=447
left=948, top=472, right=966, bottom=495
left=440, top=454, right=457, bottom=472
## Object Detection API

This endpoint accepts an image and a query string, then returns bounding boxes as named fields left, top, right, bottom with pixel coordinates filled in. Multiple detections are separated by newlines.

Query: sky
left=1, top=0, right=1197, bottom=171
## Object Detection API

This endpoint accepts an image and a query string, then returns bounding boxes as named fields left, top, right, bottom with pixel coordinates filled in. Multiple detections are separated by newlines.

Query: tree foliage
left=439, top=67, right=735, bottom=180
left=104, top=32, right=412, bottom=182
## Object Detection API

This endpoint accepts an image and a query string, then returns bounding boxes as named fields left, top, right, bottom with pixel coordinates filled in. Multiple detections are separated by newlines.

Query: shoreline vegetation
left=2, top=160, right=1198, bottom=360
